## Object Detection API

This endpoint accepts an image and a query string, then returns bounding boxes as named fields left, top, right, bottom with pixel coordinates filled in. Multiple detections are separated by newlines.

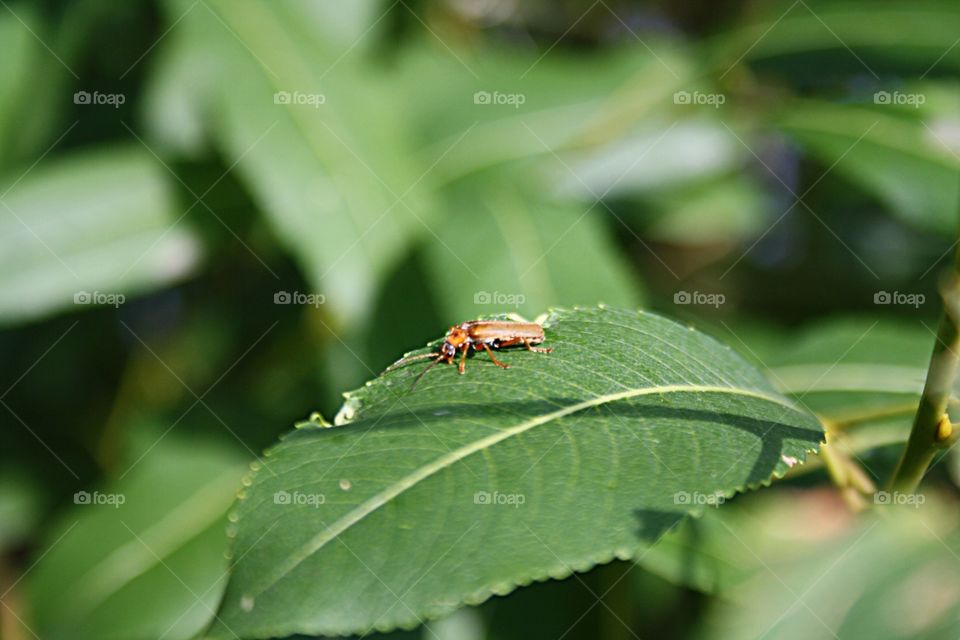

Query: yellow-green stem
left=888, top=271, right=960, bottom=492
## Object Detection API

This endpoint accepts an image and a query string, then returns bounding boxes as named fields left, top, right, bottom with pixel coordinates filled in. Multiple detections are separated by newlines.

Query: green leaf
left=776, top=101, right=960, bottom=234
left=0, top=146, right=201, bottom=326
left=712, top=317, right=933, bottom=467
left=424, top=185, right=643, bottom=320
left=397, top=43, right=692, bottom=185
left=631, top=506, right=755, bottom=595
left=0, top=7, right=42, bottom=170
left=764, top=317, right=932, bottom=428
left=0, top=467, right=44, bottom=549
left=640, top=486, right=960, bottom=640
left=556, top=119, right=744, bottom=199
left=716, top=2, right=960, bottom=70
left=701, top=492, right=960, bottom=640
left=141, top=22, right=216, bottom=158
left=27, top=437, right=247, bottom=640
left=209, top=306, right=822, bottom=639
left=0, top=6, right=70, bottom=171
left=638, top=173, right=769, bottom=246
left=162, top=0, right=432, bottom=327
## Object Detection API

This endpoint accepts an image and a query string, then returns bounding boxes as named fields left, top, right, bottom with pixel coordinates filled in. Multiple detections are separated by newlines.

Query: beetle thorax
left=445, top=325, right=470, bottom=347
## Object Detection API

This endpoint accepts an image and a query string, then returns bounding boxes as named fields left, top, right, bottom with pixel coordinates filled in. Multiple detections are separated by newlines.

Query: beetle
left=384, top=320, right=552, bottom=387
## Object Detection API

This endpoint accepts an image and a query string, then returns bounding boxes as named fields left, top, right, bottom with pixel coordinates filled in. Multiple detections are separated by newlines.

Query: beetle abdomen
left=467, top=321, right=545, bottom=342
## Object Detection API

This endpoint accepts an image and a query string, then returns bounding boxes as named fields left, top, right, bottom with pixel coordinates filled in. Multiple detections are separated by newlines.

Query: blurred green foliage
left=2, top=0, right=960, bottom=638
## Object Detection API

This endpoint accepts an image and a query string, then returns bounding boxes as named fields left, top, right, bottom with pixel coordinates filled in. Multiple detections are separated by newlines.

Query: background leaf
left=634, top=487, right=960, bottom=639
left=716, top=2, right=960, bottom=69
left=764, top=317, right=933, bottom=427
left=776, top=101, right=960, bottom=235
left=0, top=5, right=71, bottom=172
left=161, top=0, right=433, bottom=328
left=27, top=436, right=248, bottom=640
left=0, top=468, right=44, bottom=550
left=424, top=184, right=644, bottom=320
left=697, top=490, right=960, bottom=640
left=395, top=44, right=691, bottom=186
left=0, top=146, right=201, bottom=326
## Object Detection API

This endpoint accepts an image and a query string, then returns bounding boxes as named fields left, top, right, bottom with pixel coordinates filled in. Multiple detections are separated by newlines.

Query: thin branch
left=888, top=261, right=960, bottom=492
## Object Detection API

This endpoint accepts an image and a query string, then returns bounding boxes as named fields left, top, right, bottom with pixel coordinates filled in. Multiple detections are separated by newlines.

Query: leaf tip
left=335, top=394, right=362, bottom=425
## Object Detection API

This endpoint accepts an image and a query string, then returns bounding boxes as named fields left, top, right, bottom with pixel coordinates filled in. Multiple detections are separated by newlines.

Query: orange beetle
left=385, top=320, right=551, bottom=387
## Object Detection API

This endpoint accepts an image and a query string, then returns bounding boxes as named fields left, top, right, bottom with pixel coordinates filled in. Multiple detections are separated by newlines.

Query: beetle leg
left=523, top=339, right=552, bottom=353
left=458, top=344, right=468, bottom=374
left=482, top=343, right=510, bottom=369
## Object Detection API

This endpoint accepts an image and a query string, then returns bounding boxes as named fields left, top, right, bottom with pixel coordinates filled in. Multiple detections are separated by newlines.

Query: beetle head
left=438, top=325, right=468, bottom=362
left=440, top=341, right=456, bottom=361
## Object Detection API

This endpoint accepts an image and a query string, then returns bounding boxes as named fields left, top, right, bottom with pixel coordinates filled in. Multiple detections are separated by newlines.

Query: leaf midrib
left=244, top=383, right=802, bottom=600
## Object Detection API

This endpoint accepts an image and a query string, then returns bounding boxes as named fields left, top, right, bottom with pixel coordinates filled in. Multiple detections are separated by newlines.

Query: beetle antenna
left=384, top=352, right=437, bottom=374
left=411, top=357, right=441, bottom=390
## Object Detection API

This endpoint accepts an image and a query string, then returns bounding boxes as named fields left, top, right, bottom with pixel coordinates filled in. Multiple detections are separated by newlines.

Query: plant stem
left=888, top=265, right=960, bottom=493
